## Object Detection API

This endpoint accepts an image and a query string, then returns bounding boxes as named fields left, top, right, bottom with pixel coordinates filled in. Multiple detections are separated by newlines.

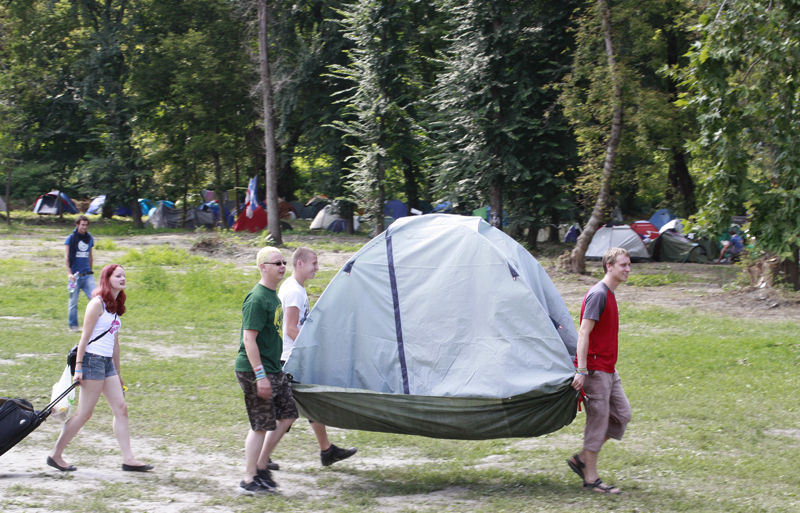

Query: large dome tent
left=284, top=214, right=580, bottom=440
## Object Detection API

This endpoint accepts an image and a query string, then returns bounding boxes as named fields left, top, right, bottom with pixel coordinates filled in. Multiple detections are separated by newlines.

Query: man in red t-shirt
left=567, top=247, right=632, bottom=494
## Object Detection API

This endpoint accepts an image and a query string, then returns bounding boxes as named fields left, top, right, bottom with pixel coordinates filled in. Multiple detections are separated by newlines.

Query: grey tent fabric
left=147, top=203, right=215, bottom=229
left=586, top=225, right=650, bottom=261
left=284, top=214, right=579, bottom=439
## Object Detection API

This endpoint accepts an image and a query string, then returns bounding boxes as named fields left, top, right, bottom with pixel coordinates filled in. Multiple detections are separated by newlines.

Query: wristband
left=74, top=369, right=83, bottom=374
left=254, top=365, right=266, bottom=380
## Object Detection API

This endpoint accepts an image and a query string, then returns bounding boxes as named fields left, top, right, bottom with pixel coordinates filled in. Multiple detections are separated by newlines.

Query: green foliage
left=682, top=0, right=800, bottom=272
left=430, top=0, right=579, bottom=231
left=560, top=0, right=698, bottom=219
left=331, top=0, right=431, bottom=230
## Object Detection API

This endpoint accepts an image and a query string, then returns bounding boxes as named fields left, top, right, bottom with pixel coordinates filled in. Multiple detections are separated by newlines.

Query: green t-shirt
left=234, top=283, right=283, bottom=373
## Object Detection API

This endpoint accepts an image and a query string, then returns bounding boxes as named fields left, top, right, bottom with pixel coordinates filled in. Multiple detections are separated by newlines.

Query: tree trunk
left=213, top=150, right=226, bottom=230
left=130, top=177, right=143, bottom=229
left=489, top=179, right=503, bottom=229
left=563, top=0, right=623, bottom=274
left=373, top=157, right=386, bottom=234
left=665, top=21, right=695, bottom=217
left=667, top=146, right=695, bottom=217
left=786, top=245, right=800, bottom=291
left=258, top=0, right=281, bottom=245
left=401, top=156, right=419, bottom=212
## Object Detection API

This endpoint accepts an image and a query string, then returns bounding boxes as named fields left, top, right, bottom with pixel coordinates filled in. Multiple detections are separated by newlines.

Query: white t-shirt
left=86, top=300, right=121, bottom=357
left=277, top=275, right=309, bottom=362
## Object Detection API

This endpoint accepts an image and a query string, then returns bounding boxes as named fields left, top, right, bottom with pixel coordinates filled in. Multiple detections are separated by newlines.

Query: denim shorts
left=82, top=353, right=118, bottom=381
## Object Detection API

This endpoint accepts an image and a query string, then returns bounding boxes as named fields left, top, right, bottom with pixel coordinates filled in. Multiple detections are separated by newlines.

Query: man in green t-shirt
left=234, top=247, right=298, bottom=495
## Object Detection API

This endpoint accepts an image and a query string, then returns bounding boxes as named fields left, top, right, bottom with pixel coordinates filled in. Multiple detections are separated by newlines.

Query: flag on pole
left=246, top=176, right=257, bottom=219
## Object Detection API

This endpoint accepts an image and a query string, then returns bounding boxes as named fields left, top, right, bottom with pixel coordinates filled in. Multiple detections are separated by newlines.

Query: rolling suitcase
left=0, top=382, right=79, bottom=457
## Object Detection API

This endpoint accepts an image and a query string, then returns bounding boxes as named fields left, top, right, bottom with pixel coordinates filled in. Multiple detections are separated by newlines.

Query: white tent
left=0, top=196, right=6, bottom=212
left=585, top=225, right=650, bottom=261
left=309, top=203, right=359, bottom=231
left=284, top=214, right=580, bottom=439
left=309, top=204, right=339, bottom=230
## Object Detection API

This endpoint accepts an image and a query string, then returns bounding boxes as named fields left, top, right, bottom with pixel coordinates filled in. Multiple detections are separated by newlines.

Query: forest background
left=1, top=0, right=799, bottom=286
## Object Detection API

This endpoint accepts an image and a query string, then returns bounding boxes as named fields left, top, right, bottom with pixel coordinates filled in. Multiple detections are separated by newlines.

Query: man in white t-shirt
left=267, top=247, right=357, bottom=468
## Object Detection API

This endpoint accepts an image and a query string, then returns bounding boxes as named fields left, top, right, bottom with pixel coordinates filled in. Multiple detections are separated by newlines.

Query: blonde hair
left=292, top=247, right=316, bottom=268
left=256, top=246, right=282, bottom=266
left=602, top=247, right=629, bottom=272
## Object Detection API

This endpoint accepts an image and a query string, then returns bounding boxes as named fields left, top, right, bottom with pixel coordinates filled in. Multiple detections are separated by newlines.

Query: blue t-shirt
left=65, top=231, right=94, bottom=274
left=729, top=234, right=744, bottom=254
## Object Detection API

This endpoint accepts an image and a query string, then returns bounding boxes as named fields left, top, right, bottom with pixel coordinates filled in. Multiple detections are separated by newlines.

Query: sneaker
left=267, top=458, right=279, bottom=471
left=69, top=326, right=80, bottom=333
left=238, top=479, right=275, bottom=496
left=320, top=444, right=357, bottom=467
left=255, top=467, right=277, bottom=488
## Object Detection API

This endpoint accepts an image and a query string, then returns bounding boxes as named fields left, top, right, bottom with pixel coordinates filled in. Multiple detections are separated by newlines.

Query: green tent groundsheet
left=292, top=382, right=578, bottom=440
left=285, top=214, right=580, bottom=440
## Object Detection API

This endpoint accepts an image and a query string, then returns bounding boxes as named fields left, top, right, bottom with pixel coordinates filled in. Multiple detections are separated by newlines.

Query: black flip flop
left=567, top=453, right=585, bottom=480
left=122, top=463, right=154, bottom=472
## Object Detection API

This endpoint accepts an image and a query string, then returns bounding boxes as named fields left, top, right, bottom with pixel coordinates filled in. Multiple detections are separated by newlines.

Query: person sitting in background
left=716, top=226, right=744, bottom=263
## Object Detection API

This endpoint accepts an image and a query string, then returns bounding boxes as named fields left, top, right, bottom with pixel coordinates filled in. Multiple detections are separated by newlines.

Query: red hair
left=93, top=264, right=126, bottom=316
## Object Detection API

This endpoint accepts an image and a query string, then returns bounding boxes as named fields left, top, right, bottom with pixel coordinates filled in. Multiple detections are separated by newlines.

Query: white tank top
left=86, top=301, right=121, bottom=357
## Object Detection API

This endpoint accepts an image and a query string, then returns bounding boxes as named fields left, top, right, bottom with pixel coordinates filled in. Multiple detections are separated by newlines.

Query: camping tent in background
left=147, top=203, right=215, bottom=229
left=631, top=220, right=659, bottom=241
left=384, top=199, right=408, bottom=220
left=0, top=196, right=6, bottom=212
left=289, top=201, right=314, bottom=219
left=309, top=204, right=339, bottom=230
left=309, top=204, right=360, bottom=232
left=658, top=218, right=682, bottom=234
left=564, top=224, right=581, bottom=243
left=585, top=225, right=650, bottom=261
left=232, top=203, right=267, bottom=232
left=86, top=195, right=106, bottom=214
left=32, top=191, right=79, bottom=214
left=432, top=201, right=453, bottom=213
left=648, top=208, right=676, bottom=230
left=650, top=230, right=712, bottom=263
left=87, top=196, right=157, bottom=217
left=284, top=214, right=579, bottom=440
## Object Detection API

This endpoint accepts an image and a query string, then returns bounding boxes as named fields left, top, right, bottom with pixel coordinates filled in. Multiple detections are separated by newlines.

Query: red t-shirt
left=579, top=281, right=618, bottom=373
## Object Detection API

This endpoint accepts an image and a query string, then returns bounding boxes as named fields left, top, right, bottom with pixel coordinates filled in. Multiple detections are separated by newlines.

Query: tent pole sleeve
left=385, top=232, right=410, bottom=394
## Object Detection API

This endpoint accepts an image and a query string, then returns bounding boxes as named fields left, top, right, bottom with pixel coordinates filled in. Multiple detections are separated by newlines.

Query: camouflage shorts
left=235, top=371, right=298, bottom=431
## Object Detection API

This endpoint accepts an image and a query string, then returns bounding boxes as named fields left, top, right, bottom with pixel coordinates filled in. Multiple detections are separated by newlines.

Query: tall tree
left=683, top=0, right=800, bottom=288
left=562, top=0, right=624, bottom=273
left=332, top=0, right=424, bottom=234
left=132, top=0, right=259, bottom=227
left=430, top=0, right=577, bottom=231
left=72, top=0, right=149, bottom=227
left=257, top=0, right=281, bottom=243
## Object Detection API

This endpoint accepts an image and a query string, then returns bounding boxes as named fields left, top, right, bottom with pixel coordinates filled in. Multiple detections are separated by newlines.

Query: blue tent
left=649, top=208, right=676, bottom=230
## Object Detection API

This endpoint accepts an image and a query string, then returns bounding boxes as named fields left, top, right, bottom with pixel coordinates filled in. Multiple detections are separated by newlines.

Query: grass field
left=1, top=218, right=799, bottom=512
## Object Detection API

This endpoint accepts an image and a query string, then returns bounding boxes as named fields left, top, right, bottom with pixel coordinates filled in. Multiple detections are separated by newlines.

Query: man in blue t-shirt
left=64, top=216, right=96, bottom=331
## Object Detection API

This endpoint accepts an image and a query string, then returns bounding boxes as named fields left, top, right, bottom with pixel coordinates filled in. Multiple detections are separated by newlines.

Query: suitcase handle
left=38, top=381, right=80, bottom=421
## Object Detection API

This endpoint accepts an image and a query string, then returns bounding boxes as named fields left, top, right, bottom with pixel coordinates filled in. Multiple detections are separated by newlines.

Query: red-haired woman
left=48, top=264, right=153, bottom=473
